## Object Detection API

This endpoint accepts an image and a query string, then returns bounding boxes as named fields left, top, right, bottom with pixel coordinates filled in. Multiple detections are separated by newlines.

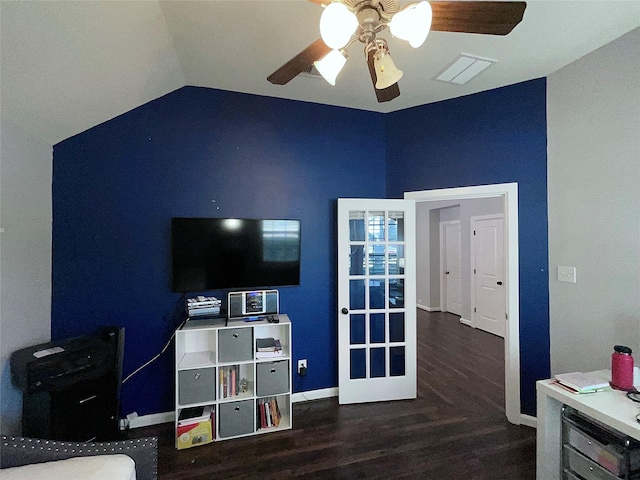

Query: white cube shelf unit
left=174, top=314, right=292, bottom=448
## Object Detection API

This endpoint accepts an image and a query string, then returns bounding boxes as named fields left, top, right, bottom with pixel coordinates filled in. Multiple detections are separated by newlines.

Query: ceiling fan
left=267, top=1, right=527, bottom=103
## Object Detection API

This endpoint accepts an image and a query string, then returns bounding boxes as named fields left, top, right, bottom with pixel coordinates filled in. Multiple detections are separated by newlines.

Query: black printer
left=10, top=327, right=124, bottom=441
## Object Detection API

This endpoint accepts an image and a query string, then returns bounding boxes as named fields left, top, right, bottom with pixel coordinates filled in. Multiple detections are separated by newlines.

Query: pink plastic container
left=611, top=345, right=634, bottom=391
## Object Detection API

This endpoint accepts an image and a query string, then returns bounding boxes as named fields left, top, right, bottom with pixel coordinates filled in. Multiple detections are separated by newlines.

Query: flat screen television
left=171, top=217, right=301, bottom=293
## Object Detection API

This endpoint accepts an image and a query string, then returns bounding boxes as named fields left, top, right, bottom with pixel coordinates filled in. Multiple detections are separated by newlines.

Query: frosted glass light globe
left=320, top=2, right=358, bottom=50
left=314, top=49, right=348, bottom=86
left=389, top=1, right=432, bottom=48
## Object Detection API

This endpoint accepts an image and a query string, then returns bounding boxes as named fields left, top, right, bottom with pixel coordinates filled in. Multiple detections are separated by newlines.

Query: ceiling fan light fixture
left=373, top=47, right=403, bottom=89
left=389, top=1, right=432, bottom=48
left=314, top=49, right=348, bottom=86
left=319, top=2, right=358, bottom=50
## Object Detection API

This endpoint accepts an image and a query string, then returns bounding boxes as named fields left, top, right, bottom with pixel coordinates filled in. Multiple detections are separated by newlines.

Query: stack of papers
left=554, top=372, right=610, bottom=394
left=178, top=405, right=214, bottom=426
left=256, top=337, right=283, bottom=358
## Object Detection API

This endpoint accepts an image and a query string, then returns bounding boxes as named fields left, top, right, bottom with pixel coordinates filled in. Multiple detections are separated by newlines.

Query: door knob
left=445, top=271, right=450, bottom=274
left=341, top=308, right=349, bottom=315
left=497, top=281, right=503, bottom=285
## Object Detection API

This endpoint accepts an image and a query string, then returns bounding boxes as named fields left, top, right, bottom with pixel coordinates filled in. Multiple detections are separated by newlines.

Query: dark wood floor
left=130, top=310, right=536, bottom=479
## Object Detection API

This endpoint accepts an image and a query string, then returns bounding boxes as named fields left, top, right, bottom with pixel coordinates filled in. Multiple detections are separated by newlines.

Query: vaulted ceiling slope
left=1, top=1, right=639, bottom=145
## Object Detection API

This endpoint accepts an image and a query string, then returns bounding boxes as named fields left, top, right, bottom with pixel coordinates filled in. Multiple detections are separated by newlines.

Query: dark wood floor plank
left=129, top=310, right=536, bottom=479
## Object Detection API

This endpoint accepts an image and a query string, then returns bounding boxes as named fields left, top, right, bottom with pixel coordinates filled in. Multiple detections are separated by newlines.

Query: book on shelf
left=270, top=398, right=281, bottom=427
left=256, top=338, right=282, bottom=352
left=231, top=368, right=236, bottom=397
left=256, top=337, right=283, bottom=358
left=265, top=401, right=272, bottom=427
left=219, top=365, right=241, bottom=398
left=260, top=401, right=267, bottom=429
left=554, top=371, right=610, bottom=393
left=257, top=397, right=282, bottom=430
left=256, top=350, right=283, bottom=359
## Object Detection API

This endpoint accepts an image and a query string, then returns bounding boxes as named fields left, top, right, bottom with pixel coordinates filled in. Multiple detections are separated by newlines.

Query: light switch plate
left=557, top=266, right=577, bottom=283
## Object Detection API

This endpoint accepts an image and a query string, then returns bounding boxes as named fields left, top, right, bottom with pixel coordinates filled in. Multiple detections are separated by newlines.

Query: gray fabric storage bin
left=218, top=400, right=254, bottom=438
left=218, top=328, right=253, bottom=362
left=178, top=368, right=216, bottom=405
left=256, top=360, right=289, bottom=397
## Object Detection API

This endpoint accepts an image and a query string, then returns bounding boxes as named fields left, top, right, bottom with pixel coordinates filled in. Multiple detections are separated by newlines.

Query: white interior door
left=441, top=221, right=462, bottom=316
left=337, top=198, right=416, bottom=404
left=471, top=215, right=505, bottom=337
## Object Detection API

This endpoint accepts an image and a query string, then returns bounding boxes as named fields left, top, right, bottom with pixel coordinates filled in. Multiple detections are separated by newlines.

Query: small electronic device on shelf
left=186, top=296, right=222, bottom=318
left=227, top=290, right=279, bottom=320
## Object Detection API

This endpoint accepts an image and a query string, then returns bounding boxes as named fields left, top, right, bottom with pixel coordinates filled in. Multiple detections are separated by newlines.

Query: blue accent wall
left=52, top=79, right=550, bottom=419
left=52, top=87, right=387, bottom=416
left=385, top=78, right=550, bottom=416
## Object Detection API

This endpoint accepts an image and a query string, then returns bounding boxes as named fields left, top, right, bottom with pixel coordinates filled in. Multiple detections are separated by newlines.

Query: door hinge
left=474, top=307, right=477, bottom=313
left=505, top=313, right=508, bottom=320
left=473, top=230, right=476, bottom=235
left=474, top=268, right=476, bottom=274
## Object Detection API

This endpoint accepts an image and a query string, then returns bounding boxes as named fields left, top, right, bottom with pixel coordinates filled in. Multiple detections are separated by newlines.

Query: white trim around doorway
left=405, top=183, right=521, bottom=426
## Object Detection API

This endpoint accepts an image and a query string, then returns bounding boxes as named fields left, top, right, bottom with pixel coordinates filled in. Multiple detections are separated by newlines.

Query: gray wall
left=0, top=121, right=52, bottom=434
left=547, top=28, right=640, bottom=375
left=416, top=197, right=504, bottom=321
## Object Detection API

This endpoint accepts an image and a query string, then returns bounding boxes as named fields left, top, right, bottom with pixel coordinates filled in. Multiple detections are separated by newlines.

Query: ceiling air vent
left=435, top=54, right=496, bottom=85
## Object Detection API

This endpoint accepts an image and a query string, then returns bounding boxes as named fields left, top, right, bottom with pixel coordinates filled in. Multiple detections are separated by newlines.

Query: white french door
left=337, top=198, right=416, bottom=404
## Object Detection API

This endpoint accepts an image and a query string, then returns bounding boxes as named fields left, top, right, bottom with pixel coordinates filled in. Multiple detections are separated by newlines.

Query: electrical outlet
left=298, top=359, right=307, bottom=375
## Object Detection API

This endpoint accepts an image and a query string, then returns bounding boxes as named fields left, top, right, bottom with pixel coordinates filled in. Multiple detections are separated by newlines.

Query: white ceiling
left=1, top=0, right=639, bottom=145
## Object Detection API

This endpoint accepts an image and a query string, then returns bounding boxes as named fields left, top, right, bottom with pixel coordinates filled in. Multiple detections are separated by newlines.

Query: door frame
left=439, top=220, right=461, bottom=316
left=405, top=182, right=521, bottom=425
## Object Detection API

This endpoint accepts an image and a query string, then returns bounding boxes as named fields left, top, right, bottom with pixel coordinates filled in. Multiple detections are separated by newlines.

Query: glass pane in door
left=350, top=349, right=366, bottom=379
left=370, top=313, right=385, bottom=343
left=368, top=244, right=386, bottom=275
left=388, top=211, right=404, bottom=241
left=350, top=245, right=365, bottom=276
left=389, top=244, right=404, bottom=275
left=350, top=314, right=365, bottom=344
left=390, top=346, right=405, bottom=376
left=389, top=312, right=405, bottom=342
left=350, top=280, right=365, bottom=310
left=368, top=212, right=385, bottom=242
left=349, top=212, right=366, bottom=241
left=370, top=348, right=386, bottom=378
left=369, top=280, right=385, bottom=309
left=389, top=280, right=404, bottom=308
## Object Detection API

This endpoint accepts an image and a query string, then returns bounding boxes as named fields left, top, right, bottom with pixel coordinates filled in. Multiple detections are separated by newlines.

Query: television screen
left=171, top=217, right=301, bottom=293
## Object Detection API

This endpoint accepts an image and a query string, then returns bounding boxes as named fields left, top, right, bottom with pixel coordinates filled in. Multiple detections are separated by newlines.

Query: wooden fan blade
left=307, top=0, right=327, bottom=4
left=366, top=49, right=400, bottom=103
left=267, top=39, right=332, bottom=85
left=430, top=1, right=526, bottom=36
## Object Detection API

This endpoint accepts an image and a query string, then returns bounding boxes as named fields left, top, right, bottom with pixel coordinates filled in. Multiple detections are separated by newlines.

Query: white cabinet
left=537, top=377, right=640, bottom=479
left=175, top=315, right=292, bottom=449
